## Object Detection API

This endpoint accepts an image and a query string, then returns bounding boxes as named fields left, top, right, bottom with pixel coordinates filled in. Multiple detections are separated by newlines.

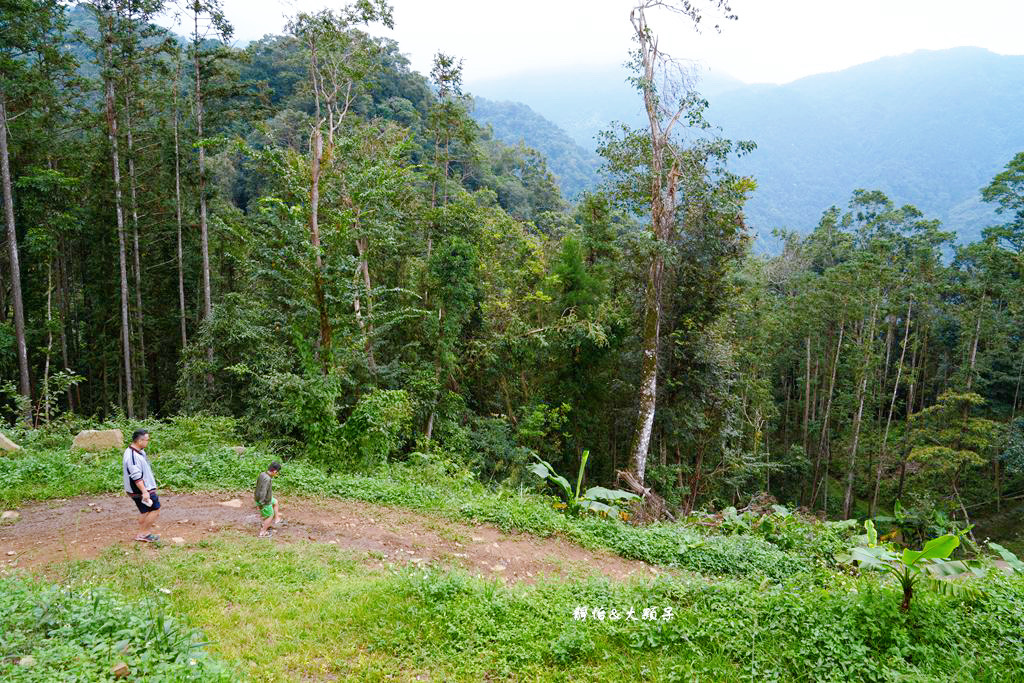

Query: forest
left=3, top=0, right=1023, bottom=533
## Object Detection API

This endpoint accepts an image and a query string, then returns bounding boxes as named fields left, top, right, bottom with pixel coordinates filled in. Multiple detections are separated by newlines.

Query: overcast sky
left=156, top=0, right=1024, bottom=85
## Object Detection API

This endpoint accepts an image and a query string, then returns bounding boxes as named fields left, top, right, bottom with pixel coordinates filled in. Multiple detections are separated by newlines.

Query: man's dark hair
left=131, top=429, right=150, bottom=443
left=269, top=461, right=282, bottom=472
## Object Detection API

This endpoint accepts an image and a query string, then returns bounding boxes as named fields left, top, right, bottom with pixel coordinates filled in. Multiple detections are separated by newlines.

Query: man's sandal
left=135, top=535, right=152, bottom=542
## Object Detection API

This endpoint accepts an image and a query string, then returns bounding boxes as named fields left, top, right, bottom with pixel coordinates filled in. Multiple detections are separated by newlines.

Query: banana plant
left=989, top=542, right=1024, bottom=572
left=529, top=450, right=639, bottom=518
left=849, top=520, right=983, bottom=611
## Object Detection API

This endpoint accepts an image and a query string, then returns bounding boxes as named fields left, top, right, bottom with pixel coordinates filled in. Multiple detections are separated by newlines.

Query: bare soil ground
left=0, top=492, right=663, bottom=583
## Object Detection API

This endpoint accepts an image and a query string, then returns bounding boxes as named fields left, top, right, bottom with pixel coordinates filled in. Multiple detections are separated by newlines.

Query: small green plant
left=529, top=450, right=639, bottom=518
left=849, top=520, right=982, bottom=611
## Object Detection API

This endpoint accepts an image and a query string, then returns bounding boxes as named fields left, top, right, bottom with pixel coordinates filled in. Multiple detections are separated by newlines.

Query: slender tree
left=624, top=0, right=737, bottom=484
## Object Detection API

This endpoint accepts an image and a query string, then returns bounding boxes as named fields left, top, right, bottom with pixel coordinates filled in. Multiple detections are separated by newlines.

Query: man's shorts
left=259, top=497, right=277, bottom=519
left=129, top=490, right=161, bottom=514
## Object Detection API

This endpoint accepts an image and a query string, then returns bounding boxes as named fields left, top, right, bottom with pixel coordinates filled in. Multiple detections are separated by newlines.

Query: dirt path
left=0, top=493, right=663, bottom=583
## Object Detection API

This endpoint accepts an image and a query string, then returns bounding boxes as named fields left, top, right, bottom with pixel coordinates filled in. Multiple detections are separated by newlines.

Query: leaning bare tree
left=626, top=0, right=736, bottom=485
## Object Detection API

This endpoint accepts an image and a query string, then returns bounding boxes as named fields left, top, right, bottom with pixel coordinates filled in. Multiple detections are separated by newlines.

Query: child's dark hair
left=269, top=461, right=282, bottom=472
left=131, top=428, right=150, bottom=443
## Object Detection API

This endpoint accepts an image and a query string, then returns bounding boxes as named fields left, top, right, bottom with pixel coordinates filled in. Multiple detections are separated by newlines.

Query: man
left=123, top=428, right=160, bottom=542
left=255, top=461, right=283, bottom=537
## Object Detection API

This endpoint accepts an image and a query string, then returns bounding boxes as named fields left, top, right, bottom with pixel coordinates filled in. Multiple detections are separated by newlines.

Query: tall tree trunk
left=802, top=335, right=811, bottom=453
left=685, top=442, right=706, bottom=515
left=39, top=263, right=54, bottom=426
left=308, top=128, right=331, bottom=365
left=0, top=93, right=32, bottom=424
left=965, top=302, right=983, bottom=392
left=627, top=4, right=681, bottom=485
left=896, top=332, right=921, bottom=501
left=124, top=90, right=147, bottom=416
left=355, top=233, right=377, bottom=373
left=872, top=299, right=912, bottom=517
left=843, top=302, right=879, bottom=519
left=173, top=56, right=188, bottom=350
left=57, top=236, right=73, bottom=412
left=811, top=321, right=844, bottom=508
left=194, top=12, right=214, bottom=386
left=1011, top=351, right=1023, bottom=421
left=102, top=42, right=134, bottom=418
left=631, top=251, right=664, bottom=484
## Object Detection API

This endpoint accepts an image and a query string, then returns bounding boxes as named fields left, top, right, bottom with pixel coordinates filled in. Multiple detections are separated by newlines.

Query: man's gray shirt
left=123, top=447, right=156, bottom=493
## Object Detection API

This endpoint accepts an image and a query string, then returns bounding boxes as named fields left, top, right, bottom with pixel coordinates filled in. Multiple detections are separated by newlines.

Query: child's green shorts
left=258, top=497, right=276, bottom=518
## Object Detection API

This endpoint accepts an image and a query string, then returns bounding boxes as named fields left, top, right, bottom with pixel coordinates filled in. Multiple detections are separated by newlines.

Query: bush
left=339, top=389, right=413, bottom=468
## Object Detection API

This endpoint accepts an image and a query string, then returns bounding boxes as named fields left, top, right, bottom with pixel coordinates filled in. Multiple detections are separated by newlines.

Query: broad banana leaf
left=989, top=542, right=1024, bottom=572
left=583, top=486, right=640, bottom=503
left=902, top=534, right=958, bottom=568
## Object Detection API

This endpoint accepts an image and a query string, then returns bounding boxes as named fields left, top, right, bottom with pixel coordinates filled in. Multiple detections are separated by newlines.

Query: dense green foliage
left=0, top=1, right=1022, bottom=553
left=0, top=575, right=231, bottom=681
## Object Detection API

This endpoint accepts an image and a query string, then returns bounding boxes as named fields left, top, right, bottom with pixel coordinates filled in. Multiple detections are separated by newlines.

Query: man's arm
left=134, top=476, right=151, bottom=503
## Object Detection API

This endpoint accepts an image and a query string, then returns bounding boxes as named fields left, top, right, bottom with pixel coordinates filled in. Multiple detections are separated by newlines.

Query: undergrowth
left=0, top=574, right=232, bottom=681
left=60, top=535, right=1024, bottom=682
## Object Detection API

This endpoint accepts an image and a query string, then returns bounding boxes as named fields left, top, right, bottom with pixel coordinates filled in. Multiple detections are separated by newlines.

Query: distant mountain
left=470, top=49, right=1024, bottom=249
left=471, top=97, right=601, bottom=200
left=713, top=47, right=1023, bottom=246
left=469, top=64, right=743, bottom=149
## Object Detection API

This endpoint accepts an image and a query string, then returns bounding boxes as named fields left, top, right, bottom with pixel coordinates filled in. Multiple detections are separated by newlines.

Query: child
left=254, top=461, right=283, bottom=537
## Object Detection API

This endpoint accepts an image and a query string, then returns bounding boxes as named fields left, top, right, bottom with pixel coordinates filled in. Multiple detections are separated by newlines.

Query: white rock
left=0, top=432, right=20, bottom=452
left=1, top=511, right=20, bottom=521
left=18, top=655, right=36, bottom=667
left=230, top=446, right=246, bottom=455
left=171, top=537, right=186, bottom=545
left=72, top=429, right=123, bottom=452
left=219, top=499, right=243, bottom=508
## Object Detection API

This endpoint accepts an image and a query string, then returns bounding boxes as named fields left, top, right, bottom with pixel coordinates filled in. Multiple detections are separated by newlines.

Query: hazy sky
left=157, top=0, right=1024, bottom=85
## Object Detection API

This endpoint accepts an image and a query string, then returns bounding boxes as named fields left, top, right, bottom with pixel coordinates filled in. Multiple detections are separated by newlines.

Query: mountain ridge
left=469, top=47, right=1024, bottom=248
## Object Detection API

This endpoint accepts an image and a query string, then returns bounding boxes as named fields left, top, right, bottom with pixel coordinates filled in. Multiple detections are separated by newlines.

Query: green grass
left=50, top=534, right=1024, bottom=682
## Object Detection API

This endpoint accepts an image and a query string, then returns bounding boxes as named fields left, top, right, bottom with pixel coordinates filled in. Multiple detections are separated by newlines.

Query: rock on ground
left=230, top=446, right=246, bottom=455
left=0, top=432, right=21, bottom=452
left=72, top=429, right=123, bottom=452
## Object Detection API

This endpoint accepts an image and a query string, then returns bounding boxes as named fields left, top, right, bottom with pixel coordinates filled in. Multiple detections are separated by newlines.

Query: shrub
left=340, top=389, right=413, bottom=468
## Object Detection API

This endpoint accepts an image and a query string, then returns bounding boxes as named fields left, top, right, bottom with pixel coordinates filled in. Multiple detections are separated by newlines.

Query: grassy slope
left=3, top=417, right=1024, bottom=681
